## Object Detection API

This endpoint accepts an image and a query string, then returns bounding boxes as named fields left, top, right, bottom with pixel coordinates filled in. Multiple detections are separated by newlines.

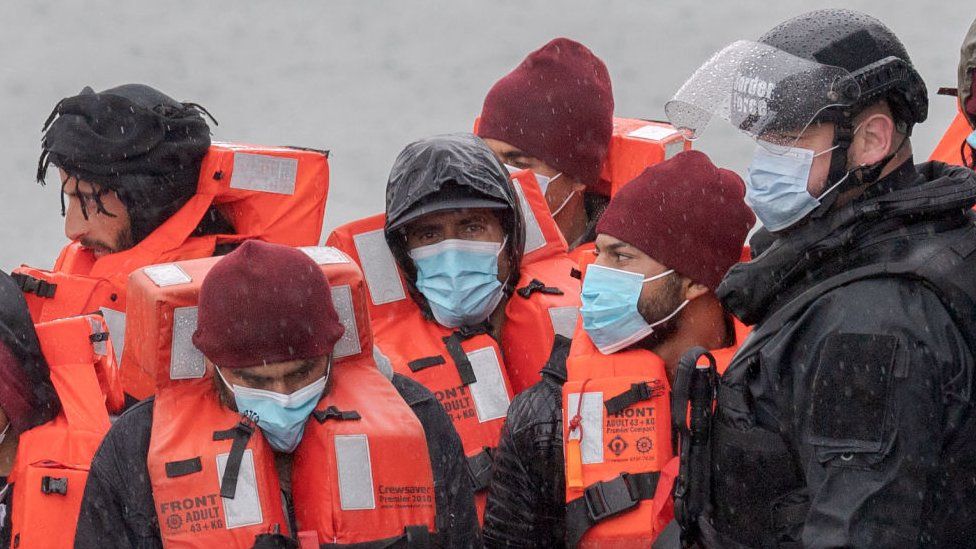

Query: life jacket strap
left=565, top=471, right=661, bottom=547
left=212, top=415, right=256, bottom=500
left=516, top=278, right=564, bottom=299
left=604, top=381, right=666, bottom=415
left=441, top=333, right=477, bottom=386
left=164, top=457, right=203, bottom=478
left=11, top=273, right=57, bottom=298
left=465, top=447, right=494, bottom=493
left=312, top=406, right=361, bottom=423
left=407, top=355, right=446, bottom=373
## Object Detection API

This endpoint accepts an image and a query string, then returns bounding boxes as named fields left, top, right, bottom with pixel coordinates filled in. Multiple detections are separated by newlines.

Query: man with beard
left=483, top=150, right=754, bottom=547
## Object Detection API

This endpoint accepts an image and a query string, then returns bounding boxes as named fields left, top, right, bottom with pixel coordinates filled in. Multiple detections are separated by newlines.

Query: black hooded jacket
left=73, top=374, right=481, bottom=548
left=482, top=337, right=570, bottom=548
left=703, top=160, right=976, bottom=548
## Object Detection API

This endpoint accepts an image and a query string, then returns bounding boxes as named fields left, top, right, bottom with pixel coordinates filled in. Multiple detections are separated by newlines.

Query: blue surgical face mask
left=503, top=163, right=562, bottom=198
left=967, top=129, right=976, bottom=149
left=580, top=265, right=689, bottom=355
left=409, top=238, right=506, bottom=328
left=216, top=359, right=330, bottom=453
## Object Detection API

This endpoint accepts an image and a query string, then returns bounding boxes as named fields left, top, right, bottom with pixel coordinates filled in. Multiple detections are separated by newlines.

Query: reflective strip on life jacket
left=9, top=314, right=122, bottom=549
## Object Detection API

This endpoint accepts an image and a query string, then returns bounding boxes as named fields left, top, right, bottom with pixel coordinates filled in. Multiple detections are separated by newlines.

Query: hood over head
left=384, top=133, right=526, bottom=315
left=0, top=272, right=60, bottom=435
left=959, top=17, right=976, bottom=128
left=38, top=83, right=214, bottom=243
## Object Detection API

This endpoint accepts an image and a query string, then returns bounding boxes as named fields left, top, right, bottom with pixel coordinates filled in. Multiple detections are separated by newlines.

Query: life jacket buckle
left=583, top=473, right=639, bottom=522
left=40, top=476, right=68, bottom=496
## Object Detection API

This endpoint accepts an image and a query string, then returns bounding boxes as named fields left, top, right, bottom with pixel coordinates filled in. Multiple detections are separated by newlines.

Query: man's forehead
left=405, top=207, right=496, bottom=228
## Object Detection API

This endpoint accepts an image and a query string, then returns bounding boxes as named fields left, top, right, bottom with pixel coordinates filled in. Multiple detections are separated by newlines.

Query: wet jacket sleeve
left=390, top=374, right=481, bottom=548
left=74, top=399, right=160, bottom=549
left=779, top=279, right=973, bottom=548
left=483, top=377, right=566, bottom=548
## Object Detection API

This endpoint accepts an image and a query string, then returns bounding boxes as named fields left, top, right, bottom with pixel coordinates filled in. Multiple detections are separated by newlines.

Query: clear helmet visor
left=665, top=40, right=861, bottom=153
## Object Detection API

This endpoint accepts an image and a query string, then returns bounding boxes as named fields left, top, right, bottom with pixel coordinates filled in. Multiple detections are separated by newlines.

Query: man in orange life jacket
left=477, top=38, right=614, bottom=254
left=0, top=272, right=61, bottom=548
left=74, top=241, right=480, bottom=547
left=483, top=151, right=754, bottom=547
left=929, top=17, right=976, bottom=168
left=37, top=84, right=226, bottom=255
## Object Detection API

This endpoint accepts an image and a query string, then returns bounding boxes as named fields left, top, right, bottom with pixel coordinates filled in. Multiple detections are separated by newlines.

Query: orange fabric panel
left=8, top=315, right=120, bottom=549
left=929, top=109, right=973, bottom=166
left=293, top=361, right=437, bottom=543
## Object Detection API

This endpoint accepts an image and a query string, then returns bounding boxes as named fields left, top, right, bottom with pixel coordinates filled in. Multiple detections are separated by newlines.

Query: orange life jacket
left=561, top=317, right=749, bottom=547
left=128, top=247, right=438, bottom=546
left=325, top=168, right=581, bottom=395
left=14, top=143, right=330, bottom=399
left=930, top=109, right=974, bottom=167
left=594, top=118, right=691, bottom=197
left=7, top=314, right=124, bottom=549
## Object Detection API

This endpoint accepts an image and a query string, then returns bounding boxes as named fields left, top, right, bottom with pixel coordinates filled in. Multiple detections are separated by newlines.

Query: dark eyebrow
left=458, top=214, right=489, bottom=225
left=285, top=359, right=318, bottom=379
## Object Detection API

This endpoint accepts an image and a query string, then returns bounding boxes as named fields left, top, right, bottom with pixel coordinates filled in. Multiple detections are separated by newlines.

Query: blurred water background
left=0, top=0, right=967, bottom=270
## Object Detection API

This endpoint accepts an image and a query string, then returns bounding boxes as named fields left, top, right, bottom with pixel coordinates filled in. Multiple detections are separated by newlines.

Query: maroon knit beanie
left=477, top=37, right=614, bottom=185
left=597, top=150, right=755, bottom=290
left=193, top=240, right=345, bottom=369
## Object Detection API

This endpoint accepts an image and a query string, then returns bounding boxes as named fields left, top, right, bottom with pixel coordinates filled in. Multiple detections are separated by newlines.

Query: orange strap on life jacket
left=929, top=109, right=974, bottom=167
left=561, top=325, right=674, bottom=548
left=14, top=142, right=330, bottom=399
left=138, top=247, right=437, bottom=546
left=8, top=314, right=122, bottom=549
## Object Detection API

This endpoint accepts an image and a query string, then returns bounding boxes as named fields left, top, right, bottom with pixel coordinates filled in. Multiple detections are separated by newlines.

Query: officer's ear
left=850, top=110, right=896, bottom=167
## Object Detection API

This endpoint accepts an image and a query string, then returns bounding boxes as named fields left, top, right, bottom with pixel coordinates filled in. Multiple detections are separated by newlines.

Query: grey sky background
left=0, top=1, right=967, bottom=270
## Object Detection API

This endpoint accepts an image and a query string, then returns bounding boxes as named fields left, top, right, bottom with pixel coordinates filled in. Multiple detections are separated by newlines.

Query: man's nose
left=64, top=198, right=87, bottom=242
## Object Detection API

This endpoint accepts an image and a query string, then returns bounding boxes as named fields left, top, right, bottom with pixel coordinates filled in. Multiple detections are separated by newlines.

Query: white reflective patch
left=99, top=308, right=126, bottom=364
left=230, top=152, right=298, bottom=195
left=511, top=179, right=546, bottom=254
left=567, top=392, right=604, bottom=464
left=548, top=306, right=579, bottom=339
left=353, top=229, right=406, bottom=305
left=87, top=316, right=108, bottom=357
left=330, top=285, right=361, bottom=359
left=628, top=124, right=679, bottom=142
left=373, top=345, right=394, bottom=380
left=143, top=263, right=192, bottom=287
left=665, top=140, right=686, bottom=160
left=299, top=246, right=350, bottom=265
left=467, top=347, right=511, bottom=422
left=217, top=449, right=263, bottom=528
left=335, top=434, right=375, bottom=510
left=171, top=306, right=206, bottom=380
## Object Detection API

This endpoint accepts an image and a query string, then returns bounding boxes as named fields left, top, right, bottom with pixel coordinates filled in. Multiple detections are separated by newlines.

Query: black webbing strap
left=407, top=355, right=446, bottom=372
left=604, top=381, right=665, bottom=415
left=212, top=414, right=256, bottom=499
left=516, top=278, right=565, bottom=299
left=11, top=272, right=57, bottom=298
left=570, top=268, right=582, bottom=280
left=313, top=406, right=361, bottom=423
left=565, top=471, right=661, bottom=547
left=440, top=322, right=490, bottom=387
left=165, top=457, right=202, bottom=478
left=318, top=525, right=434, bottom=548
left=465, top=447, right=494, bottom=492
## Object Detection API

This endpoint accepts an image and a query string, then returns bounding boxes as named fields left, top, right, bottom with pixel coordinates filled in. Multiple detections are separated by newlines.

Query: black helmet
left=758, top=9, right=927, bottom=132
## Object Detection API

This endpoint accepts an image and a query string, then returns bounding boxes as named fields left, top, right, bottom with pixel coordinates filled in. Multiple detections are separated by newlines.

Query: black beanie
left=37, top=84, right=214, bottom=243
